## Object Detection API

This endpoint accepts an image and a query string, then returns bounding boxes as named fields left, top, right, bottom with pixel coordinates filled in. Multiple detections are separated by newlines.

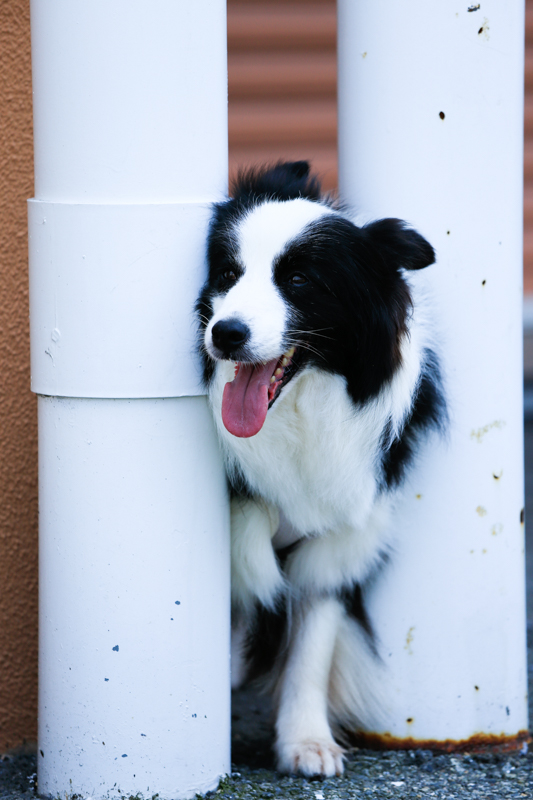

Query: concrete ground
left=2, top=421, right=533, bottom=798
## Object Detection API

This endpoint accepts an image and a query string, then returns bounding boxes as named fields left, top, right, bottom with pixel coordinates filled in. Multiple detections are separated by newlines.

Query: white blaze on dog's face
left=202, top=198, right=336, bottom=439
left=205, top=198, right=334, bottom=364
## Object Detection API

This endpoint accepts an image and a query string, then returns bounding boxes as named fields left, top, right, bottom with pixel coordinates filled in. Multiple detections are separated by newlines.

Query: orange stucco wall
left=0, top=1, right=38, bottom=749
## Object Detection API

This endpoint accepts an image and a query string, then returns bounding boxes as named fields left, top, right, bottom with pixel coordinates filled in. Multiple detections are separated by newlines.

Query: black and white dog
left=196, top=162, right=445, bottom=777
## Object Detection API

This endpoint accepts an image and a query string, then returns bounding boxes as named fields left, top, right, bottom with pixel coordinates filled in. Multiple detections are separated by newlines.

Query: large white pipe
left=338, top=2, right=528, bottom=748
left=29, top=2, right=230, bottom=797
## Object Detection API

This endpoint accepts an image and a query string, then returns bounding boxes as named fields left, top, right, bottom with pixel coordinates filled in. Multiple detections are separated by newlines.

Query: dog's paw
left=277, top=739, right=345, bottom=777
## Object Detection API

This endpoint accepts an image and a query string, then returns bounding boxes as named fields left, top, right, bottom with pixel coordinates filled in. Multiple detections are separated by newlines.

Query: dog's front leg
left=230, top=496, right=284, bottom=688
left=275, top=595, right=345, bottom=777
left=230, top=495, right=283, bottom=614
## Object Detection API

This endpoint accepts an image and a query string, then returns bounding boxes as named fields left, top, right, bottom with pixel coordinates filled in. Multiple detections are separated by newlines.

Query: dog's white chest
left=211, top=367, right=382, bottom=536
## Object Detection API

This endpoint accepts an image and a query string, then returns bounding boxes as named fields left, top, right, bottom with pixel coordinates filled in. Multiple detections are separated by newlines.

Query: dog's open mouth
left=221, top=346, right=298, bottom=438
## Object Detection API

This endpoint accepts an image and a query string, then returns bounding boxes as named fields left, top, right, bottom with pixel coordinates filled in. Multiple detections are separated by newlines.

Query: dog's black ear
left=364, top=218, right=435, bottom=271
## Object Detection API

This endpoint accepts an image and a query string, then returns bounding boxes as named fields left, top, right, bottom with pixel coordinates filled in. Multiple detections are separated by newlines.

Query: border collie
left=196, top=162, right=445, bottom=777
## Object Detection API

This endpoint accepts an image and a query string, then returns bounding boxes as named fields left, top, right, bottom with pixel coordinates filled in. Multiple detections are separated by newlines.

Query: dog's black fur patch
left=381, top=349, right=447, bottom=488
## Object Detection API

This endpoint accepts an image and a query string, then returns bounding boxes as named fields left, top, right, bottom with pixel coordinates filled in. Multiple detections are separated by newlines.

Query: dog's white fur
left=202, top=198, right=436, bottom=776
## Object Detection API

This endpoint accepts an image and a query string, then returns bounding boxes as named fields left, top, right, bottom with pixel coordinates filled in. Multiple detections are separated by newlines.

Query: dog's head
left=196, top=161, right=435, bottom=438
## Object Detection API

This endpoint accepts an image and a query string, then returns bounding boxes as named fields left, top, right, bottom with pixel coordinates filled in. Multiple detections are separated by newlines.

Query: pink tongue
left=222, top=359, right=279, bottom=438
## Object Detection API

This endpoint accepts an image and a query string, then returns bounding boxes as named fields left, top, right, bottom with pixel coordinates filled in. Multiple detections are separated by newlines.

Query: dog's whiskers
left=287, top=327, right=334, bottom=342
left=284, top=337, right=326, bottom=362
left=197, top=313, right=211, bottom=327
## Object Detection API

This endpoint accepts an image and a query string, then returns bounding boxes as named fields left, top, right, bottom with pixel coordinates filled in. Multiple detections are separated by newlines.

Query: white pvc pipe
left=30, top=2, right=227, bottom=202
left=338, top=1, right=528, bottom=748
left=29, top=2, right=230, bottom=797
left=38, top=398, right=229, bottom=797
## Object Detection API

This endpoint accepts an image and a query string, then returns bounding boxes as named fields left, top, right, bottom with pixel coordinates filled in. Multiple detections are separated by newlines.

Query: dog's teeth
left=281, top=357, right=289, bottom=367
left=274, top=368, right=283, bottom=378
left=286, top=346, right=296, bottom=358
left=270, top=376, right=276, bottom=384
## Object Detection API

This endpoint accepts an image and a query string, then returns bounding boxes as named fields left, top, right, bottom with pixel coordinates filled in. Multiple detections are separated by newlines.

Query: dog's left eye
left=288, top=273, right=308, bottom=286
left=223, top=270, right=238, bottom=282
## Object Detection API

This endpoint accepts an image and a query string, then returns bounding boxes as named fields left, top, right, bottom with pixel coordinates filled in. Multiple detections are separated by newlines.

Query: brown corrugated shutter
left=228, top=0, right=337, bottom=192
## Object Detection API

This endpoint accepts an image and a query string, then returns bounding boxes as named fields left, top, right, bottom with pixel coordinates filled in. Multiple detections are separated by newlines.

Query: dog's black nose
left=211, top=318, right=250, bottom=355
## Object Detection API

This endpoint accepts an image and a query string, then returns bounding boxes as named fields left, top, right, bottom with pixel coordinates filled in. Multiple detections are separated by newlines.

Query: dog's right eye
left=288, top=273, right=308, bottom=286
left=223, top=270, right=238, bottom=282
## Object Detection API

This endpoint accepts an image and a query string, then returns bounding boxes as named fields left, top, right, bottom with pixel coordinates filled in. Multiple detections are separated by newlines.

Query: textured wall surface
left=0, top=1, right=38, bottom=750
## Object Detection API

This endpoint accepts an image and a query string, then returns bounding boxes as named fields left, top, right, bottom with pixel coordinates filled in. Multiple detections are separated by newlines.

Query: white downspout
left=338, top=1, right=528, bottom=748
left=28, top=2, right=230, bottom=798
